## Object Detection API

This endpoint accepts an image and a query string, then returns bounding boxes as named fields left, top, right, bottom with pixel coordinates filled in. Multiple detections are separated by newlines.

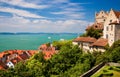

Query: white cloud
left=0, top=7, right=44, bottom=18
left=51, top=11, right=85, bottom=19
left=0, top=0, right=49, bottom=9
left=0, top=16, right=91, bottom=33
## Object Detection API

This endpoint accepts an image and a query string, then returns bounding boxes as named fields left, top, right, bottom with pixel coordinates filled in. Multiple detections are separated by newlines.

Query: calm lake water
left=0, top=33, right=80, bottom=52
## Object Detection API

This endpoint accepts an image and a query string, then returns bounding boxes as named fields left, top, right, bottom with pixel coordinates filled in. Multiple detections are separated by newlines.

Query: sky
left=0, top=0, right=120, bottom=33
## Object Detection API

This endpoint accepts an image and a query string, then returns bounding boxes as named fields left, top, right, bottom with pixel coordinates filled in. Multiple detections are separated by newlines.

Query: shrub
left=103, top=70, right=108, bottom=72
left=102, top=72, right=113, bottom=76
left=108, top=66, right=113, bottom=70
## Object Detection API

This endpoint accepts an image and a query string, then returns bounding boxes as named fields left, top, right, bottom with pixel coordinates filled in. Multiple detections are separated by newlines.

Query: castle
left=95, top=9, right=120, bottom=46
left=73, top=9, right=120, bottom=52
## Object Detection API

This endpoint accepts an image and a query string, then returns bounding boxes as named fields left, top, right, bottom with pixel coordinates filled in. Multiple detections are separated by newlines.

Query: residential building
left=73, top=37, right=97, bottom=52
left=39, top=44, right=57, bottom=59
left=0, top=50, right=38, bottom=70
left=90, top=38, right=108, bottom=52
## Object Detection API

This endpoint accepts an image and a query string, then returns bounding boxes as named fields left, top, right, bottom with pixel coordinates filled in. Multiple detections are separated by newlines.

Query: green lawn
left=91, top=65, right=120, bottom=77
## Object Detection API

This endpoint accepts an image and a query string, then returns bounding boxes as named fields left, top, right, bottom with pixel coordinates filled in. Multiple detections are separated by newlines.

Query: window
left=111, top=25, right=113, bottom=31
left=106, top=26, right=109, bottom=31
left=110, top=20, right=112, bottom=22
left=106, top=34, right=108, bottom=39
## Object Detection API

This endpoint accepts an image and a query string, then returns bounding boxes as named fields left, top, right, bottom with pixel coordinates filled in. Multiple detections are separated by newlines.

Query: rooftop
left=109, top=21, right=120, bottom=25
left=86, top=22, right=104, bottom=31
left=113, top=10, right=120, bottom=18
left=91, top=38, right=108, bottom=47
left=73, top=37, right=97, bottom=43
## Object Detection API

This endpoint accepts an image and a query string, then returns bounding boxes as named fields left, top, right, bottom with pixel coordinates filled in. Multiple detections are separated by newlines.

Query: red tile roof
left=18, top=51, right=31, bottom=60
left=73, top=37, right=97, bottom=43
left=42, top=50, right=56, bottom=60
left=0, top=65, right=4, bottom=70
left=27, top=50, right=38, bottom=56
left=86, top=22, right=104, bottom=30
left=91, top=38, right=108, bottom=47
left=0, top=50, right=38, bottom=70
left=0, top=60, right=7, bottom=70
left=39, top=44, right=56, bottom=59
left=109, top=21, right=120, bottom=25
left=113, top=10, right=120, bottom=18
left=10, top=57, right=21, bottom=65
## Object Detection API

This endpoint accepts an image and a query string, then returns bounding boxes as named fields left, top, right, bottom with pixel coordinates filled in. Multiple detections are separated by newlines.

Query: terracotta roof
left=19, top=52, right=29, bottom=60
left=91, top=38, right=108, bottom=47
left=27, top=50, right=38, bottom=56
left=40, top=44, right=56, bottom=59
left=113, top=10, right=120, bottom=18
left=10, top=57, right=21, bottom=65
left=86, top=22, right=104, bottom=30
left=0, top=65, right=4, bottom=70
left=73, top=37, right=97, bottom=43
left=109, top=21, right=120, bottom=25
left=42, top=50, right=56, bottom=59
left=0, top=60, right=7, bottom=70
left=0, top=50, right=37, bottom=70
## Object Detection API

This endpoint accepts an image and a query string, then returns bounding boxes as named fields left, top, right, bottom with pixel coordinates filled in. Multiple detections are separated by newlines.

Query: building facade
left=103, top=9, right=120, bottom=46
left=95, top=10, right=108, bottom=23
left=73, top=9, right=120, bottom=52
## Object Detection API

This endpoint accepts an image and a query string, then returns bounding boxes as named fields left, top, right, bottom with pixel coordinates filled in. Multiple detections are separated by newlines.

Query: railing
left=80, top=62, right=105, bottom=77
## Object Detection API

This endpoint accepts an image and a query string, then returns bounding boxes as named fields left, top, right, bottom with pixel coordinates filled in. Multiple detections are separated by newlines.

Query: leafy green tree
left=87, top=27, right=102, bottom=39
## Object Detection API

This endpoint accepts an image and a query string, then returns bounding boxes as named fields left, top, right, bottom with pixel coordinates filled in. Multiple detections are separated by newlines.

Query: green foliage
left=52, top=40, right=72, bottom=50
left=109, top=39, right=120, bottom=51
left=83, top=27, right=102, bottom=39
left=1, top=39, right=120, bottom=77
left=109, top=47, right=120, bottom=62
left=46, top=42, right=51, bottom=47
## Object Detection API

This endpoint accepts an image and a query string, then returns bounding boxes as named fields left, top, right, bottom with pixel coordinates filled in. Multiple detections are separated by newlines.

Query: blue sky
left=0, top=0, right=119, bottom=33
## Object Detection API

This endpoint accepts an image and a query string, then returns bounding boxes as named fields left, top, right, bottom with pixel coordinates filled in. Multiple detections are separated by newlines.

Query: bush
left=103, top=70, right=108, bottom=72
left=102, top=72, right=113, bottom=76
left=108, top=66, right=113, bottom=70
left=113, top=67, right=120, bottom=72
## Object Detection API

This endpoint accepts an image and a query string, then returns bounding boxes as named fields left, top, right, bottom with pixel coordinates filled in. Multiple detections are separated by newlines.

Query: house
left=73, top=37, right=97, bottom=52
left=90, top=38, right=108, bottom=52
left=39, top=44, right=56, bottom=59
left=6, top=61, right=14, bottom=68
left=103, top=9, right=120, bottom=46
left=0, top=50, right=38, bottom=70
left=0, top=59, right=7, bottom=70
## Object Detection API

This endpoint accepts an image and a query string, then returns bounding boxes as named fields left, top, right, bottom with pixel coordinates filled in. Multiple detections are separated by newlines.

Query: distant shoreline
left=0, top=32, right=81, bottom=35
